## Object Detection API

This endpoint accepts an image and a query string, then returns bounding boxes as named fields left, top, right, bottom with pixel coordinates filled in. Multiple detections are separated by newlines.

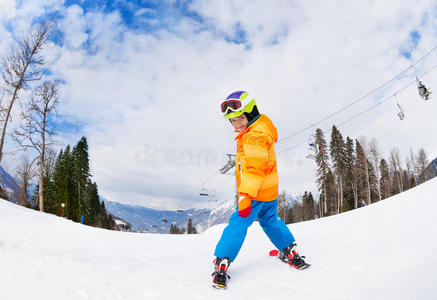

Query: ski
left=269, top=249, right=311, bottom=270
left=212, top=283, right=227, bottom=290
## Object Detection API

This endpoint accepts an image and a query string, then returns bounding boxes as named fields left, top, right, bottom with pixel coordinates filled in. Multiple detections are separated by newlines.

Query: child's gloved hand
left=238, top=194, right=252, bottom=217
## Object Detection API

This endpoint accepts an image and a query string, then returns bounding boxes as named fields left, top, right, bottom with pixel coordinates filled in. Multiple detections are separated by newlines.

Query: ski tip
left=269, top=249, right=280, bottom=256
left=296, top=263, right=311, bottom=270
left=212, top=284, right=227, bottom=290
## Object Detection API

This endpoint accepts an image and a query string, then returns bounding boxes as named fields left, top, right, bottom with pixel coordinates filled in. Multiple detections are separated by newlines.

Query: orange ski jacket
left=235, top=114, right=279, bottom=202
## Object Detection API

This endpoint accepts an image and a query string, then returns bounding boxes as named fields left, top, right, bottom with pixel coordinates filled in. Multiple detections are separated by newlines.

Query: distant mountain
left=104, top=194, right=305, bottom=234
left=0, top=166, right=21, bottom=201
left=207, top=200, right=234, bottom=229
left=104, top=200, right=233, bottom=234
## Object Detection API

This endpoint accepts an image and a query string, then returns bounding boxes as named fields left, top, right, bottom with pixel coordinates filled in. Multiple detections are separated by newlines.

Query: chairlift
left=208, top=193, right=218, bottom=202
left=199, top=188, right=209, bottom=197
left=397, top=103, right=404, bottom=120
left=416, top=77, right=432, bottom=101
left=199, top=187, right=218, bottom=203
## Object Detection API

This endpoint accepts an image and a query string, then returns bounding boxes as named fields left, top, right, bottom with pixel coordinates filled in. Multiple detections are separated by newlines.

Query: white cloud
left=134, top=8, right=154, bottom=17
left=0, top=0, right=17, bottom=22
left=1, top=0, right=437, bottom=209
left=59, top=5, right=88, bottom=49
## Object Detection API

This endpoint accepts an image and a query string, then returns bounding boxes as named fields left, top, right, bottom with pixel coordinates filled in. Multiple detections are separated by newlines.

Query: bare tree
left=13, top=81, right=58, bottom=212
left=389, top=148, right=403, bottom=193
left=406, top=149, right=418, bottom=187
left=0, top=23, right=50, bottom=166
left=43, top=146, right=58, bottom=176
left=277, top=190, right=288, bottom=221
left=359, top=136, right=371, bottom=205
left=416, top=148, right=429, bottom=182
left=15, top=156, right=37, bottom=206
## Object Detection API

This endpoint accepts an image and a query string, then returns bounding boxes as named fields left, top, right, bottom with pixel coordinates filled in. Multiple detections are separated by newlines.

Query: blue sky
left=60, top=1, right=201, bottom=34
left=1, top=0, right=437, bottom=209
left=42, top=0, right=252, bottom=49
left=400, top=31, right=421, bottom=59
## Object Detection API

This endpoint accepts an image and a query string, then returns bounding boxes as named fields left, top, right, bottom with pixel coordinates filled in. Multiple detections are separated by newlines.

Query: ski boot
left=211, top=257, right=230, bottom=289
left=278, top=243, right=310, bottom=270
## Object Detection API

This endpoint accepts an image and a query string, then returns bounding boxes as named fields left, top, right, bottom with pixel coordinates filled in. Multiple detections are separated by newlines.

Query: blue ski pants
left=214, top=199, right=295, bottom=262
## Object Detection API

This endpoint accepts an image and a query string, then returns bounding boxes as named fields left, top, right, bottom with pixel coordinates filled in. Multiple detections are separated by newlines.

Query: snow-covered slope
left=1, top=178, right=437, bottom=299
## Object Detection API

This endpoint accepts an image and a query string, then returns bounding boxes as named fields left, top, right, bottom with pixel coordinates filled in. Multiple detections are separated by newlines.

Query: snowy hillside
left=1, top=178, right=437, bottom=299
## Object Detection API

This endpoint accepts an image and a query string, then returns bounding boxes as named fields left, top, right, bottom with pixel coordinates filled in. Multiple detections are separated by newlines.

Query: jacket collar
left=235, top=114, right=261, bottom=140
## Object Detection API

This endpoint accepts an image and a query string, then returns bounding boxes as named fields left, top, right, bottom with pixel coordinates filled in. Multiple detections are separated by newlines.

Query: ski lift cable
left=194, top=155, right=236, bottom=193
left=195, top=47, right=437, bottom=193
left=336, top=62, right=437, bottom=126
left=278, top=45, right=437, bottom=144
left=277, top=61, right=437, bottom=155
left=210, top=174, right=234, bottom=191
left=196, top=162, right=238, bottom=200
left=195, top=170, right=220, bottom=192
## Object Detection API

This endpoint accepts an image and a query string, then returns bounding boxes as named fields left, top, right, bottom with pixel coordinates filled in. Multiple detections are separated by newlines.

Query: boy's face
left=229, top=114, right=248, bottom=132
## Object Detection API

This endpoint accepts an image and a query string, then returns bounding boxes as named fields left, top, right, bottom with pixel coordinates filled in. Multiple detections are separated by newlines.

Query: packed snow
left=1, top=178, right=437, bottom=299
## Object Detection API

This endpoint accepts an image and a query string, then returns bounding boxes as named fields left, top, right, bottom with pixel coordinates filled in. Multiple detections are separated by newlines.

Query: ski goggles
left=220, top=99, right=243, bottom=114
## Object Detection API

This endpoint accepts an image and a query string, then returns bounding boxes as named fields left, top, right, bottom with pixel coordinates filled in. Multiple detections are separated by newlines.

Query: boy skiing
left=212, top=91, right=310, bottom=289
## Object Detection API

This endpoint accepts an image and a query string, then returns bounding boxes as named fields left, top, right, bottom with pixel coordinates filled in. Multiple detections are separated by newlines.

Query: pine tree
left=33, top=137, right=113, bottom=229
left=100, top=201, right=116, bottom=230
left=170, top=224, right=186, bottom=234
left=330, top=126, right=346, bottom=213
left=87, top=182, right=102, bottom=227
left=409, top=173, right=416, bottom=189
left=56, top=146, right=78, bottom=221
left=292, top=199, right=304, bottom=222
left=187, top=219, right=197, bottom=234
left=45, top=147, right=76, bottom=220
left=314, top=128, right=330, bottom=217
left=402, top=170, right=411, bottom=191
left=343, top=137, right=356, bottom=211
left=303, top=191, right=316, bottom=221
left=72, top=137, right=91, bottom=222
left=41, top=173, right=57, bottom=214
left=284, top=203, right=296, bottom=224
left=325, top=169, right=337, bottom=215
left=355, top=140, right=368, bottom=207
left=302, top=192, right=308, bottom=220
left=367, top=159, right=378, bottom=203
left=43, top=149, right=65, bottom=215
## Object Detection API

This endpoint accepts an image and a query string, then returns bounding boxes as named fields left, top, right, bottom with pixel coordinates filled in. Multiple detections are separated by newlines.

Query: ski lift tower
left=219, top=154, right=238, bottom=207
